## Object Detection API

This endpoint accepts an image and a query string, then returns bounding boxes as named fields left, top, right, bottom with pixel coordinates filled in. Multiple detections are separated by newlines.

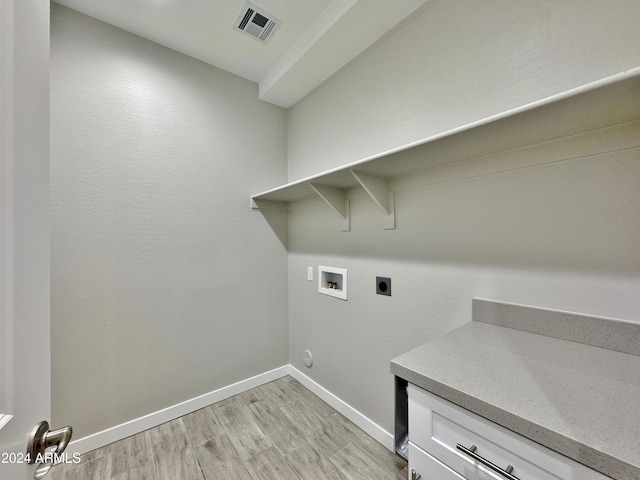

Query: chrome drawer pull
left=411, top=470, right=422, bottom=480
left=456, top=443, right=521, bottom=480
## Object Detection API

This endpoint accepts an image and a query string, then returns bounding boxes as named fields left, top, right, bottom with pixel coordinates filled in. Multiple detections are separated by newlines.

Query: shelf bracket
left=251, top=198, right=288, bottom=211
left=350, top=170, right=395, bottom=230
left=309, top=183, right=350, bottom=232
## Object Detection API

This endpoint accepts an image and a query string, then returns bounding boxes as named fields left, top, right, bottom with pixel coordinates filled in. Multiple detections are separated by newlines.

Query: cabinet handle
left=411, top=469, right=422, bottom=480
left=456, top=443, right=521, bottom=480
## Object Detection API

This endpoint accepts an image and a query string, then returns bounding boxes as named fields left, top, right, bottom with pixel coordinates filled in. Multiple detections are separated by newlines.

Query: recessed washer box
left=318, top=266, right=347, bottom=300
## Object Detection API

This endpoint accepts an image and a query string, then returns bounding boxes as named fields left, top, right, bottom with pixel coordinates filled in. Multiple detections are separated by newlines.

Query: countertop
left=391, top=304, right=640, bottom=480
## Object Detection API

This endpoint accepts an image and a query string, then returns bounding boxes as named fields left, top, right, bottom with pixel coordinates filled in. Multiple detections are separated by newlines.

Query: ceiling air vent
left=234, top=1, right=282, bottom=45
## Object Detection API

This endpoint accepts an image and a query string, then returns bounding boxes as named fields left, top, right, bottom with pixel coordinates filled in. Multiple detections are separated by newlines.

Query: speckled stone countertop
left=391, top=299, right=640, bottom=480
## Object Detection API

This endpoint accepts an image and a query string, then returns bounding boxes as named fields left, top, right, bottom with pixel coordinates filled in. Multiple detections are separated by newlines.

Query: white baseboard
left=288, top=366, right=394, bottom=451
left=69, top=364, right=394, bottom=456
left=69, top=365, right=289, bottom=455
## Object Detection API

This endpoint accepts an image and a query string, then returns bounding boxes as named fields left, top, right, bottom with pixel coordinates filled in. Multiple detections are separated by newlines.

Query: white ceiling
left=53, top=0, right=428, bottom=108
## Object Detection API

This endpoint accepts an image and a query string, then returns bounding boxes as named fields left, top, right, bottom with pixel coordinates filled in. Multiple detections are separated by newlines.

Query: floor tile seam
left=227, top=428, right=275, bottom=463
left=267, top=426, right=310, bottom=456
left=212, top=402, right=260, bottom=434
left=153, top=431, right=202, bottom=479
left=192, top=452, right=209, bottom=480
left=226, top=421, right=272, bottom=444
left=110, top=456, right=157, bottom=478
left=109, top=440, right=157, bottom=471
left=244, top=448, right=304, bottom=480
left=182, top=407, right=221, bottom=432
left=284, top=439, right=347, bottom=477
left=148, top=419, right=188, bottom=447
left=277, top=437, right=312, bottom=459
left=252, top=421, right=287, bottom=440
left=75, top=451, right=112, bottom=473
left=278, top=458, right=306, bottom=480
left=193, top=444, right=248, bottom=480
left=189, top=429, right=227, bottom=448
left=328, top=441, right=355, bottom=461
left=325, top=453, right=355, bottom=480
left=183, top=428, right=209, bottom=478
left=244, top=408, right=277, bottom=439
left=109, top=460, right=160, bottom=480
left=285, top=455, right=350, bottom=480
left=329, top=445, right=398, bottom=480
left=348, top=440, right=405, bottom=477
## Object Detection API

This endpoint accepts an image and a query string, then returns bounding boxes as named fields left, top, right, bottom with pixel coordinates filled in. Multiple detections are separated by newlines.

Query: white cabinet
left=409, top=442, right=465, bottom=480
left=407, top=385, right=609, bottom=480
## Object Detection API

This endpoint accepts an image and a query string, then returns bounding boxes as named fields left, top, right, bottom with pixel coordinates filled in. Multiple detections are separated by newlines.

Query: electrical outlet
left=376, top=276, right=391, bottom=296
left=307, top=267, right=313, bottom=281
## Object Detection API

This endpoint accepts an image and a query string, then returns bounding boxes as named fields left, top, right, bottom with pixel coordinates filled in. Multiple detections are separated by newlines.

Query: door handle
left=456, top=443, right=520, bottom=480
left=26, top=420, right=73, bottom=479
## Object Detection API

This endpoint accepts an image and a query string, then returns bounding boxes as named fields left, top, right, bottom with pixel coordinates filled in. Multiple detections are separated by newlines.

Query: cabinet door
left=409, top=442, right=466, bottom=480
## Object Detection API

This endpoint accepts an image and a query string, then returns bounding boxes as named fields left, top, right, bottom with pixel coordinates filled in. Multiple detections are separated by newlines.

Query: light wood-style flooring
left=51, top=376, right=407, bottom=479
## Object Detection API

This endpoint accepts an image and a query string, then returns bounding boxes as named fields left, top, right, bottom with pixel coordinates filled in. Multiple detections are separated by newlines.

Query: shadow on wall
left=253, top=200, right=288, bottom=249
left=285, top=146, right=640, bottom=276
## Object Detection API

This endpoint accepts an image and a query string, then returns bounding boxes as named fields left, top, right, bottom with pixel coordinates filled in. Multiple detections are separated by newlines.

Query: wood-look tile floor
left=51, top=376, right=408, bottom=480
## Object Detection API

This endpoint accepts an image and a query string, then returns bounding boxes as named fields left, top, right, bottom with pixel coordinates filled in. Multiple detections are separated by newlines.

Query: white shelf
left=251, top=68, right=640, bottom=227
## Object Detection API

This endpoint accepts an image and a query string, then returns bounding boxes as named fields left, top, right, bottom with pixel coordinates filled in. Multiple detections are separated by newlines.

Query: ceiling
left=53, top=0, right=428, bottom=108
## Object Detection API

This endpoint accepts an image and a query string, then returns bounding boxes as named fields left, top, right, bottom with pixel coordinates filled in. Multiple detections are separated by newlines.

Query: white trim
left=69, top=365, right=289, bottom=455
left=68, top=364, right=395, bottom=456
left=1, top=0, right=15, bottom=419
left=0, top=413, right=13, bottom=430
left=288, top=366, right=394, bottom=451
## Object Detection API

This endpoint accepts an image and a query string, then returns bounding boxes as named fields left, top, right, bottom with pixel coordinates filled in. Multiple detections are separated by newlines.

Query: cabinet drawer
left=409, top=441, right=465, bottom=480
left=408, top=385, right=609, bottom=480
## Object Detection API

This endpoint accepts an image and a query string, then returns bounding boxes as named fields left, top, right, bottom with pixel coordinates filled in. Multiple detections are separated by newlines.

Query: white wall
left=286, top=0, right=640, bottom=435
left=50, top=0, right=640, bottom=447
left=50, top=4, right=288, bottom=439
left=287, top=0, right=640, bottom=181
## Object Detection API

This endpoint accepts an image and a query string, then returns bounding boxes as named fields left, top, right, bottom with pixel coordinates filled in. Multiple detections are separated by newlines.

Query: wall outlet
left=376, top=276, right=391, bottom=296
left=307, top=267, right=313, bottom=281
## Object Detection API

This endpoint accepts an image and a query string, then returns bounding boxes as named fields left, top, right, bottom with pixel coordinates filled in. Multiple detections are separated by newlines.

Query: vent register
left=234, top=1, right=282, bottom=44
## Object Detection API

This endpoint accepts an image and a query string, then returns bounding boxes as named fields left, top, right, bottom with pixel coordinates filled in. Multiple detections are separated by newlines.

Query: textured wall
left=286, top=0, right=640, bottom=435
left=50, top=4, right=288, bottom=439
left=287, top=0, right=640, bottom=181
left=288, top=132, right=640, bottom=434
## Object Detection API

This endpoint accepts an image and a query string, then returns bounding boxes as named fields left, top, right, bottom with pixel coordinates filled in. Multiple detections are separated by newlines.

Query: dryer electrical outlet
left=376, top=276, right=391, bottom=296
